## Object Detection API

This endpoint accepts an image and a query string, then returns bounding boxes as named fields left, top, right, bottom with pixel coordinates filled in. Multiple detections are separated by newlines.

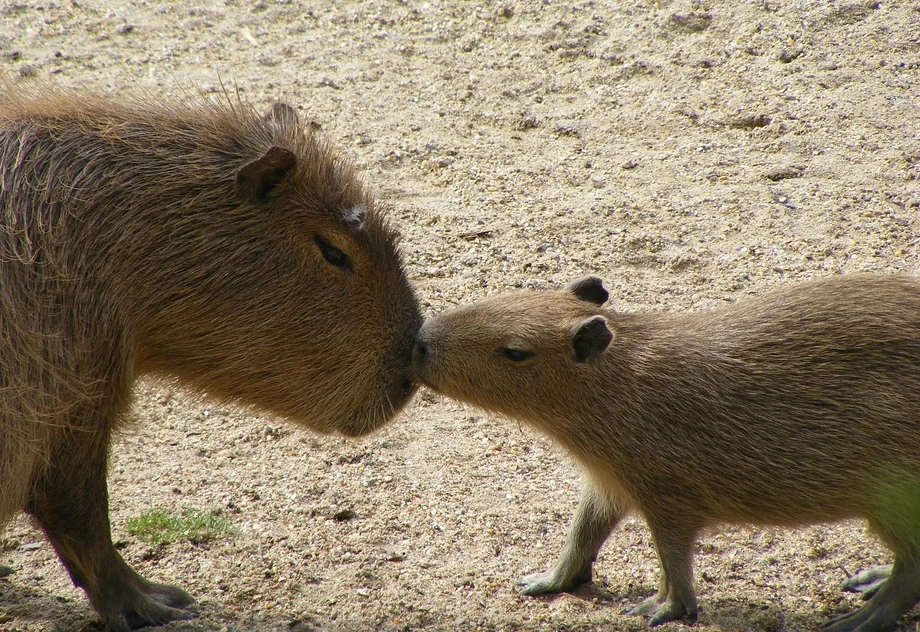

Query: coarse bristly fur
left=413, top=274, right=920, bottom=632
left=0, top=86, right=421, bottom=630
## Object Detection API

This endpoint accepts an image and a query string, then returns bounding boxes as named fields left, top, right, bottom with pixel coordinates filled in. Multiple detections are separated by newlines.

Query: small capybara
left=0, top=87, right=421, bottom=630
left=413, top=274, right=920, bottom=632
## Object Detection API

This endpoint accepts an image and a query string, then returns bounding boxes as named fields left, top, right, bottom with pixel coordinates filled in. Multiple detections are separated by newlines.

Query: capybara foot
left=517, top=567, right=591, bottom=595
left=98, top=580, right=196, bottom=632
left=517, top=571, right=566, bottom=595
left=824, top=605, right=898, bottom=632
left=825, top=563, right=920, bottom=632
left=842, top=565, right=893, bottom=601
left=626, top=592, right=662, bottom=617
left=627, top=592, right=697, bottom=627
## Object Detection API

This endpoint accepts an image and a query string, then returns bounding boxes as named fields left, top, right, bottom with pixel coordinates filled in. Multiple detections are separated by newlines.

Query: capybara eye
left=499, top=347, right=534, bottom=362
left=314, top=235, right=353, bottom=271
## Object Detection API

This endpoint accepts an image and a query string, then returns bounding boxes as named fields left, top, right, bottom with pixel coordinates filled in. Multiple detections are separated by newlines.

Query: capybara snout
left=0, top=87, right=421, bottom=630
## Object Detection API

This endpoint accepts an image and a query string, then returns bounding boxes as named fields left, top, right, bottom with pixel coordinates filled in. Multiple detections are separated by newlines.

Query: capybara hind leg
left=518, top=483, right=623, bottom=595
left=28, top=430, right=194, bottom=631
left=628, top=518, right=698, bottom=627
left=824, top=560, right=920, bottom=632
left=842, top=565, right=893, bottom=600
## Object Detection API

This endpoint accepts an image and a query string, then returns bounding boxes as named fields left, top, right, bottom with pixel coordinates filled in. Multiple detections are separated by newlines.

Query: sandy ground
left=2, top=0, right=920, bottom=630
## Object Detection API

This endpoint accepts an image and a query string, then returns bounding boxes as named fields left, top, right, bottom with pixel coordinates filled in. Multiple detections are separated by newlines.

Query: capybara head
left=414, top=277, right=612, bottom=423
left=0, top=89, right=422, bottom=437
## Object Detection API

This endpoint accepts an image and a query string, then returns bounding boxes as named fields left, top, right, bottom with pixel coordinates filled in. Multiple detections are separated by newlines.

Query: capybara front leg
left=27, top=429, right=194, bottom=631
left=518, top=482, right=623, bottom=595
left=628, top=517, right=699, bottom=627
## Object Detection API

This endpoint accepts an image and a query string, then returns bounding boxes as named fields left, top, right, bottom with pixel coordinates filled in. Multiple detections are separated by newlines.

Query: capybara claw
left=107, top=583, right=197, bottom=631
left=649, top=601, right=695, bottom=627
left=124, top=604, right=196, bottom=631
left=627, top=594, right=693, bottom=627
left=148, top=581, right=195, bottom=609
left=517, top=572, right=558, bottom=595
left=841, top=565, right=892, bottom=601
left=517, top=571, right=574, bottom=595
left=626, top=594, right=661, bottom=617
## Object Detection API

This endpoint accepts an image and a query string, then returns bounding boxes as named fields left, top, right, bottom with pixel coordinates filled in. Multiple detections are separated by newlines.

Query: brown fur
left=414, top=274, right=920, bottom=632
left=0, top=87, right=421, bottom=630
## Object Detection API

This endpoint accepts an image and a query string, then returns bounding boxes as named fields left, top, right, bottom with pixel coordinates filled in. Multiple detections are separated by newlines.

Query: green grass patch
left=126, top=508, right=235, bottom=546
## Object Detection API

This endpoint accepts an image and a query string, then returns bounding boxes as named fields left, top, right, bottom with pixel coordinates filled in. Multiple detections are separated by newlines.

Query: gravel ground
left=2, top=1, right=920, bottom=631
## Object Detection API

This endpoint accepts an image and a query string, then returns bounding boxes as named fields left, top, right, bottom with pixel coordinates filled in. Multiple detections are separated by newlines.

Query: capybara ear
left=571, top=316, right=613, bottom=363
left=264, top=102, right=299, bottom=128
left=236, top=146, right=297, bottom=204
left=567, top=276, right=609, bottom=306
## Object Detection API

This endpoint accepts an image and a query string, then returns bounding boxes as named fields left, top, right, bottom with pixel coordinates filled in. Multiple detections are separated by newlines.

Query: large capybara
left=413, top=274, right=920, bottom=632
left=0, top=87, right=421, bottom=630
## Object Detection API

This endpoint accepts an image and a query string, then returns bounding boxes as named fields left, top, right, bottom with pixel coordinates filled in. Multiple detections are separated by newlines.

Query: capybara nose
left=400, top=376, right=414, bottom=395
left=413, top=338, right=429, bottom=363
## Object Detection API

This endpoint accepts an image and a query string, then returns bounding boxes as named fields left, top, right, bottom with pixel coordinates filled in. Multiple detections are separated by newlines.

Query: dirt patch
left=2, top=0, right=919, bottom=630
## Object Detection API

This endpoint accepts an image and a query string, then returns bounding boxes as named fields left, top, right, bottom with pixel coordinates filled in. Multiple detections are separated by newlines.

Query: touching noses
left=412, top=327, right=433, bottom=374
left=413, top=338, right=428, bottom=362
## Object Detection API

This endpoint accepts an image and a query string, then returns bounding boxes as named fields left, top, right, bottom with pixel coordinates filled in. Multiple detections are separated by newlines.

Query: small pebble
left=555, top=121, right=580, bottom=136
